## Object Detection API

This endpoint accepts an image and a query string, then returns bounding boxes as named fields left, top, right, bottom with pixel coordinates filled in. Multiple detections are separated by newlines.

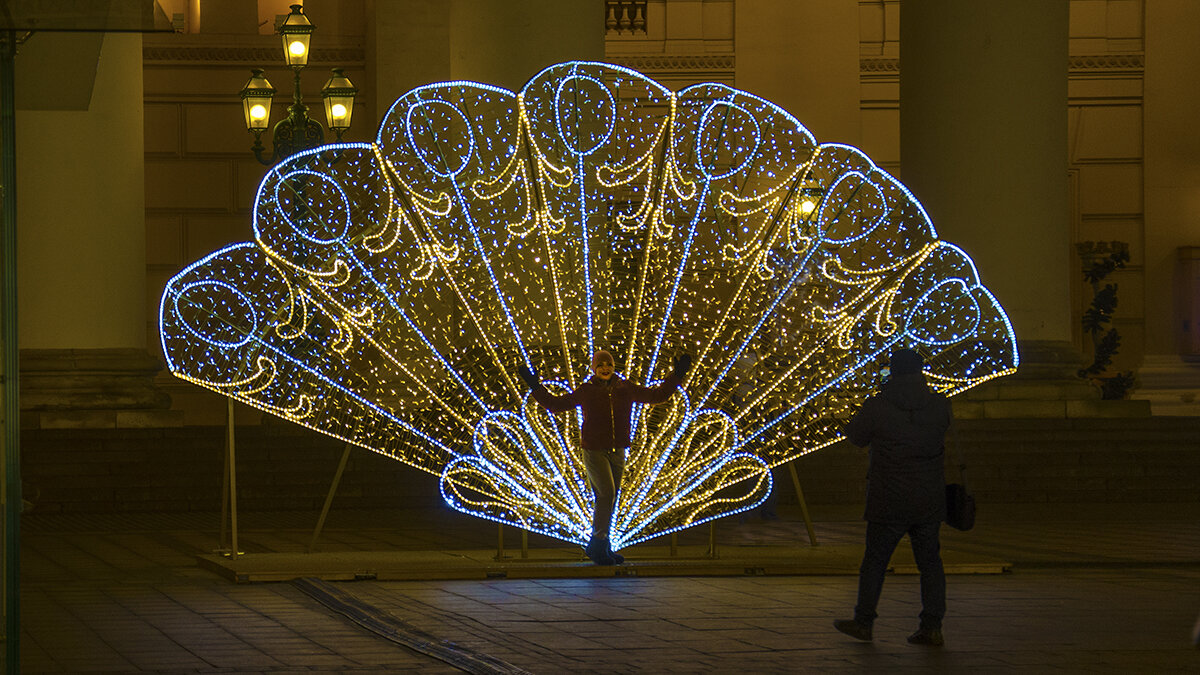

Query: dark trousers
left=854, top=521, right=946, bottom=630
left=582, top=448, right=625, bottom=539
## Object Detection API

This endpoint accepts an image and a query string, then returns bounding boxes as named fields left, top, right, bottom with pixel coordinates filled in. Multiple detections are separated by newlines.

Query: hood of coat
left=881, top=371, right=932, bottom=411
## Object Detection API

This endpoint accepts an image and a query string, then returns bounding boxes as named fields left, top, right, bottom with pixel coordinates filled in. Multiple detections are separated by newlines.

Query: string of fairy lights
left=159, top=61, right=1018, bottom=549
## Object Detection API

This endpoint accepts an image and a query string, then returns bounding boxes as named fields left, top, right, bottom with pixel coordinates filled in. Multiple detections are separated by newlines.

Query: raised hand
left=672, top=353, right=692, bottom=379
left=517, top=365, right=539, bottom=388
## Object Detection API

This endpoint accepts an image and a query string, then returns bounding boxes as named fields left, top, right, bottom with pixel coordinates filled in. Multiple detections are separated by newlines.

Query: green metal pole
left=787, top=461, right=819, bottom=546
left=1, top=30, right=21, bottom=672
left=308, top=443, right=352, bottom=553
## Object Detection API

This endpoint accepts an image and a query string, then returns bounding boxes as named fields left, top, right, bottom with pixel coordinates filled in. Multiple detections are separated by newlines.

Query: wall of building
left=20, top=417, right=1200, bottom=512
left=138, top=0, right=1174, bottom=426
left=17, top=33, right=147, bottom=351
left=6, top=0, right=1188, bottom=515
left=858, top=0, right=1149, bottom=376
left=1144, top=0, right=1200, bottom=359
left=625, top=0, right=1156, bottom=380
left=142, top=6, right=369, bottom=423
left=1068, top=0, right=1147, bottom=376
left=604, top=0, right=735, bottom=90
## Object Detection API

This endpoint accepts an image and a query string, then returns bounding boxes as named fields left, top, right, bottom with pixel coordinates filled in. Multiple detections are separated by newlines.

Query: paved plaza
left=17, top=503, right=1200, bottom=673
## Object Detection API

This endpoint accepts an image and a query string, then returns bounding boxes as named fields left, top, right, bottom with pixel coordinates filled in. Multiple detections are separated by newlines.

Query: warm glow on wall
left=160, top=62, right=1018, bottom=549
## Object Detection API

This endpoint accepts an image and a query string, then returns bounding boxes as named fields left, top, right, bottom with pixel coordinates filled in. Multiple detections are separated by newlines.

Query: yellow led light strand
left=688, top=166, right=820, bottom=404
left=159, top=62, right=1019, bottom=550
left=379, top=143, right=533, bottom=404
left=619, top=95, right=677, bottom=376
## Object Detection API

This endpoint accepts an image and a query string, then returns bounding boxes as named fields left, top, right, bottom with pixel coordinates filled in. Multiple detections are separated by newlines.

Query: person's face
left=592, top=354, right=615, bottom=380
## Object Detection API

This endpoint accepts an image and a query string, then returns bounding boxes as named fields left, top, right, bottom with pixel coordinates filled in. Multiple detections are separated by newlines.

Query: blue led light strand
left=159, top=61, right=1019, bottom=550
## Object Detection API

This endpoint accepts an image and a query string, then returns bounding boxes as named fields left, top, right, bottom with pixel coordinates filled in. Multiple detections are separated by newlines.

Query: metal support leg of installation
left=219, top=398, right=240, bottom=558
left=495, top=525, right=530, bottom=560
left=706, top=521, right=718, bottom=559
left=309, top=443, right=353, bottom=553
left=787, top=460, right=818, bottom=546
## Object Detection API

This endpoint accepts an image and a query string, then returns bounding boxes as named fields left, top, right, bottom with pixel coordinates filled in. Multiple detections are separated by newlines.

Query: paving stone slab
left=196, top=544, right=1010, bottom=583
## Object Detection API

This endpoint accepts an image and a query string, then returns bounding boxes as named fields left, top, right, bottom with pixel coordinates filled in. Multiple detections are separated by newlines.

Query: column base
left=1131, top=354, right=1200, bottom=416
left=955, top=340, right=1151, bottom=419
left=20, top=348, right=183, bottom=429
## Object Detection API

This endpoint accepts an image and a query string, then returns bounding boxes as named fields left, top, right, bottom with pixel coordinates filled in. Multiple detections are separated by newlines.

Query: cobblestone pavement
left=18, top=503, right=1200, bottom=673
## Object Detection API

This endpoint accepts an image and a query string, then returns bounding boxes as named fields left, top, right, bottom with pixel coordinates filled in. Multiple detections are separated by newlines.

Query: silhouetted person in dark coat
left=834, top=348, right=951, bottom=647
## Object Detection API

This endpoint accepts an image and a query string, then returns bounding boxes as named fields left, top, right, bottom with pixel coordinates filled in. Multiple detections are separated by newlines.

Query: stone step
left=949, top=416, right=1200, bottom=433
left=963, top=379, right=1101, bottom=401
left=22, top=409, right=184, bottom=429
left=786, top=417, right=1200, bottom=505
left=19, top=416, right=1200, bottom=513
left=952, top=398, right=1152, bottom=418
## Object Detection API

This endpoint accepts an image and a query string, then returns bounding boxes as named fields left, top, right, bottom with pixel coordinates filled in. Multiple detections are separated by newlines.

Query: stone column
left=16, top=33, right=174, bottom=427
left=448, top=0, right=606, bottom=91
left=734, top=0, right=861, bottom=146
left=900, top=1, right=1139, bottom=417
left=1136, top=0, right=1200, bottom=414
left=368, top=0, right=604, bottom=124
left=366, top=0, right=451, bottom=126
left=197, top=0, right=256, bottom=34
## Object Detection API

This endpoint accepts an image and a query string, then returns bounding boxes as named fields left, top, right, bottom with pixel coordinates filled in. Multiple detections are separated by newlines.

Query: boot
left=907, top=628, right=944, bottom=646
left=585, top=534, right=615, bottom=565
left=833, top=619, right=873, bottom=641
left=608, top=546, right=624, bottom=564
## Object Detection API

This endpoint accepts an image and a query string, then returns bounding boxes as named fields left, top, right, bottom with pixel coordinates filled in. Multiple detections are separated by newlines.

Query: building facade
left=12, top=1, right=1200, bottom=431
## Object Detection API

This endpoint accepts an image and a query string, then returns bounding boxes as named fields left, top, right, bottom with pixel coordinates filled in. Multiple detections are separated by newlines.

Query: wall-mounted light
left=278, top=4, right=314, bottom=69
left=239, top=69, right=276, bottom=132
left=239, top=3, right=357, bottom=165
left=320, top=68, right=358, bottom=139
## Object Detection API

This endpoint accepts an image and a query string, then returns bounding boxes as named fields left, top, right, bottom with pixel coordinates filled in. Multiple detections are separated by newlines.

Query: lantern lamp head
left=239, top=68, right=276, bottom=132
left=800, top=185, right=825, bottom=218
left=278, top=4, right=315, bottom=68
left=321, top=68, right=358, bottom=132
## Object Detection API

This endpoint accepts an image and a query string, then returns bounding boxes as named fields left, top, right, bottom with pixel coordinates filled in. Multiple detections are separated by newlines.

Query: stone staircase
left=790, top=416, right=1200, bottom=506
left=19, top=415, right=1200, bottom=514
left=20, top=423, right=441, bottom=514
left=951, top=340, right=1152, bottom=419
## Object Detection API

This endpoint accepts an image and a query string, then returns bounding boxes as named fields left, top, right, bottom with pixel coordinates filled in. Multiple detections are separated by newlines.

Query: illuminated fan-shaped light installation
left=160, top=62, right=1017, bottom=550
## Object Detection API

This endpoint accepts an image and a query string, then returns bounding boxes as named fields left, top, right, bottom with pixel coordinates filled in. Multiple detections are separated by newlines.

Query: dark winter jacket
left=530, top=373, right=682, bottom=452
left=843, top=372, right=951, bottom=524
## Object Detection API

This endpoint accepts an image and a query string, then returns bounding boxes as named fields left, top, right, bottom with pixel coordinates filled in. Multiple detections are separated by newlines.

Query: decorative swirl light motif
left=159, top=62, right=1018, bottom=550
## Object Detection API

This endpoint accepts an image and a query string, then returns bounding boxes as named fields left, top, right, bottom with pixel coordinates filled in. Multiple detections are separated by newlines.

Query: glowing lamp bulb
left=330, top=103, right=347, bottom=118
left=288, top=41, right=306, bottom=58
left=800, top=199, right=817, bottom=215
left=249, top=104, right=268, bottom=121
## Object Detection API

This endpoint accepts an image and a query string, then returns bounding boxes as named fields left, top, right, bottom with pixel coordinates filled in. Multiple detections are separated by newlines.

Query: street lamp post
left=226, top=4, right=359, bottom=559
left=238, top=4, right=358, bottom=165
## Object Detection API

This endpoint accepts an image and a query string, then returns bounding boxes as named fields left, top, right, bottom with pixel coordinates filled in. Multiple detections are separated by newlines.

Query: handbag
left=945, top=482, right=975, bottom=531
left=944, top=424, right=976, bottom=531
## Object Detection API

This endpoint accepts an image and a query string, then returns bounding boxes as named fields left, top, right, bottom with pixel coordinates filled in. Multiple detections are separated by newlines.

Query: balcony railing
left=606, top=1, right=647, bottom=35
